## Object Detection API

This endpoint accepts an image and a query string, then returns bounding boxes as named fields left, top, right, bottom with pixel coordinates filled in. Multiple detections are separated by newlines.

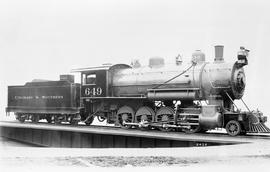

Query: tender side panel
left=7, top=82, right=80, bottom=114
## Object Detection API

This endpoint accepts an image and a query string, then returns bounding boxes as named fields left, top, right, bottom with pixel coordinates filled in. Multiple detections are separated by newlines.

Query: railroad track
left=1, top=120, right=270, bottom=141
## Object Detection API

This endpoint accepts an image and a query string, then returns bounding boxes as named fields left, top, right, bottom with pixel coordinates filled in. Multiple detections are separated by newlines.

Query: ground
left=0, top=136, right=270, bottom=171
left=1, top=116, right=270, bottom=170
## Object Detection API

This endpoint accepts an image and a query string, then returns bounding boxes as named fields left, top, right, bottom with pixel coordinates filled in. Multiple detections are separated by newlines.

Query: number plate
left=81, top=86, right=105, bottom=97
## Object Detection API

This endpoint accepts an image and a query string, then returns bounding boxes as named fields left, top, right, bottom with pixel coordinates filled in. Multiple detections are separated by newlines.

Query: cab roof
left=71, top=64, right=131, bottom=73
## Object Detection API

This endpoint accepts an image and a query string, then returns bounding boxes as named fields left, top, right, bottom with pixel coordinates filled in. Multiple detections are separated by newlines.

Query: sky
left=0, top=0, right=270, bottom=119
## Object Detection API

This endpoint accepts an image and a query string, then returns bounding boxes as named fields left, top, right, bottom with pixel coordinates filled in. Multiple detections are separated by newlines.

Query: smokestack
left=214, top=45, right=224, bottom=61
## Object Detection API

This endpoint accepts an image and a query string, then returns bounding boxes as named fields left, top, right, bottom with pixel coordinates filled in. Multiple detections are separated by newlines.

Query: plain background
left=0, top=0, right=270, bottom=120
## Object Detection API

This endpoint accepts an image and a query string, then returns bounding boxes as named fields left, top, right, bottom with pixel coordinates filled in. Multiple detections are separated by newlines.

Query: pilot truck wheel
left=226, top=120, right=241, bottom=136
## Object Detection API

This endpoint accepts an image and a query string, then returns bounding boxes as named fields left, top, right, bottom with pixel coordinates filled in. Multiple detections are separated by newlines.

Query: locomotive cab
left=72, top=64, right=132, bottom=99
left=72, top=64, right=132, bottom=124
left=81, top=70, right=107, bottom=98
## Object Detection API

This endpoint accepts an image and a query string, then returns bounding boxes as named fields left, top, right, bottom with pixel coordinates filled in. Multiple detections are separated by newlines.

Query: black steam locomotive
left=6, top=46, right=270, bottom=136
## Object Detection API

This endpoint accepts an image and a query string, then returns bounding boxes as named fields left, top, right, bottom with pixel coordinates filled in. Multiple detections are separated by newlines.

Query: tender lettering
left=15, top=95, right=64, bottom=100
left=15, top=96, right=34, bottom=100
left=41, top=96, right=64, bottom=99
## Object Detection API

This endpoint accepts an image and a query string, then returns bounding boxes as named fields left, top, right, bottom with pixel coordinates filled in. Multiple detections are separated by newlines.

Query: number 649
left=85, top=87, right=102, bottom=96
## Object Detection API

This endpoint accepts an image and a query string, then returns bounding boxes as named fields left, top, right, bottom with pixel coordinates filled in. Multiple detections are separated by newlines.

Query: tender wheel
left=54, top=115, right=62, bottom=124
left=31, top=115, right=39, bottom=123
left=46, top=116, right=52, bottom=123
left=226, top=120, right=241, bottom=136
left=70, top=116, right=79, bottom=125
left=155, top=107, right=175, bottom=132
left=117, top=106, right=135, bottom=129
left=16, top=113, right=26, bottom=123
left=70, top=114, right=81, bottom=126
left=70, top=121, right=79, bottom=125
left=18, top=117, right=26, bottom=123
left=85, top=116, right=94, bottom=126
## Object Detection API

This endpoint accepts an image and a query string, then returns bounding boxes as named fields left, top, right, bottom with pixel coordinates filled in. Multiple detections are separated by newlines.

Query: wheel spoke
left=155, top=107, right=175, bottom=132
left=118, top=113, right=133, bottom=128
left=117, top=106, right=135, bottom=129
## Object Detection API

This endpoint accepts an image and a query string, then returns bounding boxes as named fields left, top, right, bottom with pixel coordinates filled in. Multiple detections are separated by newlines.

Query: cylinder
left=199, top=105, right=223, bottom=129
left=214, top=45, right=224, bottom=61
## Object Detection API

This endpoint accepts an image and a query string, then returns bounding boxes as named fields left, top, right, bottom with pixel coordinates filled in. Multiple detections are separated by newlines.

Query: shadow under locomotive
left=0, top=122, right=245, bottom=148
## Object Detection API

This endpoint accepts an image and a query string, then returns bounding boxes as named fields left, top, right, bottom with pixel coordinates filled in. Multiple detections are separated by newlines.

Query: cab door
left=81, top=70, right=107, bottom=98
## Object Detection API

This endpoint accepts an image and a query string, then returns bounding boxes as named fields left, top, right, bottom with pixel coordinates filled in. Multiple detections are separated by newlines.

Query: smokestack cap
left=214, top=45, right=224, bottom=62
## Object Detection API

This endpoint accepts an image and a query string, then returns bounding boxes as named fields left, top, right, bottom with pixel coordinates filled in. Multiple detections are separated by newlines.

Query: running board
left=122, top=121, right=191, bottom=129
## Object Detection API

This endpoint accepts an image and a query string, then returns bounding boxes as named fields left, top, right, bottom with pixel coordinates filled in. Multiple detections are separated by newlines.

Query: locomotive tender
left=6, top=46, right=270, bottom=136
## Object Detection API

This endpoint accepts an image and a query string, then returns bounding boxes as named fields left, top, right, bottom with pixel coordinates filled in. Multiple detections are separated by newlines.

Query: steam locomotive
left=6, top=46, right=270, bottom=136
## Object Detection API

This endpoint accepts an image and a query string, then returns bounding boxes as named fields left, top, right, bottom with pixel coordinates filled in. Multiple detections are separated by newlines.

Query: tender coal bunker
left=0, top=126, right=240, bottom=148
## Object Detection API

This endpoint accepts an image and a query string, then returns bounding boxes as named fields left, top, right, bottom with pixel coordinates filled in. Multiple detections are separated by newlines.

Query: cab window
left=82, top=73, right=96, bottom=85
